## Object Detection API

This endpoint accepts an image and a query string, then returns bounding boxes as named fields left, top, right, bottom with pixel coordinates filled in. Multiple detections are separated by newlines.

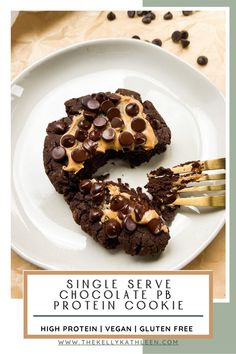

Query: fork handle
left=172, top=195, right=225, bottom=207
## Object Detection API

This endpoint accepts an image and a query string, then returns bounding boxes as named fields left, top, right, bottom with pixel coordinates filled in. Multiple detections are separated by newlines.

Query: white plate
left=12, top=38, right=225, bottom=270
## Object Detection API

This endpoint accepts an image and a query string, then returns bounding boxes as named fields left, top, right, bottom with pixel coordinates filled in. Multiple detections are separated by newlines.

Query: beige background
left=11, top=11, right=226, bottom=299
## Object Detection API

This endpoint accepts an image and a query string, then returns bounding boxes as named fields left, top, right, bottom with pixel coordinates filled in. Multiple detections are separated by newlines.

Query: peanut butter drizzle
left=61, top=94, right=158, bottom=173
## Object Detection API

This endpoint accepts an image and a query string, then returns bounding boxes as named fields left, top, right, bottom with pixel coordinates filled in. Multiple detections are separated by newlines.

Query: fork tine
left=172, top=195, right=225, bottom=207
left=179, top=184, right=225, bottom=193
left=197, top=173, right=226, bottom=181
left=171, top=158, right=225, bottom=174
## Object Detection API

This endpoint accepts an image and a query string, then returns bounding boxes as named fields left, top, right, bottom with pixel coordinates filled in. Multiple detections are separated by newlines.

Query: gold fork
left=169, top=158, right=225, bottom=207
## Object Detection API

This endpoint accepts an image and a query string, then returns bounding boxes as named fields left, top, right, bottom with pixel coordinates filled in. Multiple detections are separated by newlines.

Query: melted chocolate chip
left=86, top=98, right=100, bottom=111
left=134, top=133, right=147, bottom=146
left=75, top=129, right=88, bottom=142
left=80, top=179, right=92, bottom=194
left=124, top=215, right=137, bottom=233
left=91, top=182, right=103, bottom=195
left=171, top=30, right=182, bottom=43
left=134, top=204, right=145, bottom=221
left=131, top=117, right=146, bottom=132
left=101, top=100, right=114, bottom=113
left=89, top=208, right=103, bottom=222
left=53, top=122, right=67, bottom=134
left=89, top=129, right=102, bottom=141
left=104, top=219, right=121, bottom=238
left=82, top=138, right=98, bottom=153
left=92, top=191, right=104, bottom=204
left=71, top=148, right=88, bottom=163
left=163, top=11, right=173, bottom=20
left=93, top=116, right=108, bottom=129
left=110, top=195, right=126, bottom=211
left=147, top=218, right=162, bottom=234
left=119, top=131, right=134, bottom=147
left=78, top=119, right=92, bottom=130
left=111, top=117, right=124, bottom=129
left=125, top=102, right=139, bottom=116
left=102, top=128, right=115, bottom=142
left=61, top=134, right=76, bottom=148
left=106, top=107, right=121, bottom=120
left=51, top=146, right=66, bottom=161
left=120, top=202, right=131, bottom=215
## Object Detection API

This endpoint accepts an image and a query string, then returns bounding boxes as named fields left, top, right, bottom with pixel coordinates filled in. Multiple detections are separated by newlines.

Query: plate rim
left=11, top=37, right=226, bottom=270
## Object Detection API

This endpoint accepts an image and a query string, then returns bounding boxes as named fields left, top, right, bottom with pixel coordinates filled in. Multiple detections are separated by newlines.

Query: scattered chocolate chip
left=182, top=11, right=193, bottom=16
left=111, top=117, right=124, bottom=129
left=91, top=182, right=103, bottom=195
left=127, top=11, right=135, bottom=18
left=125, top=102, right=139, bottom=116
left=93, top=116, right=108, bottom=129
left=106, top=93, right=121, bottom=103
left=104, top=219, right=121, bottom=238
left=134, top=204, right=145, bottom=221
left=89, top=208, right=103, bottom=222
left=149, top=12, right=156, bottom=20
left=61, top=134, right=76, bottom=148
left=120, top=202, right=131, bottom=215
left=71, top=148, right=88, bottom=163
left=134, top=133, right=147, bottom=146
left=132, top=35, right=140, bottom=40
left=197, top=55, right=208, bottom=66
left=83, top=110, right=96, bottom=121
left=171, top=30, right=182, bottom=43
left=152, top=38, right=162, bottom=47
left=82, top=138, right=98, bottom=153
left=124, top=215, right=137, bottom=233
left=102, top=127, right=116, bottom=142
left=106, top=107, right=121, bottom=120
left=110, top=195, right=126, bottom=211
left=101, top=99, right=114, bottom=113
left=89, top=129, right=102, bottom=141
left=163, top=11, right=173, bottom=20
left=95, top=92, right=107, bottom=103
left=119, top=131, right=134, bottom=147
left=86, top=98, right=100, bottom=111
left=137, top=11, right=144, bottom=17
left=80, top=179, right=92, bottom=194
left=75, top=129, right=88, bottom=142
left=107, top=12, right=116, bottom=21
left=181, top=39, right=190, bottom=48
left=131, top=117, right=146, bottom=132
left=78, top=119, right=92, bottom=130
left=51, top=146, right=66, bottom=161
left=53, top=122, right=67, bottom=134
left=181, top=30, right=189, bottom=39
left=147, top=218, right=162, bottom=234
left=142, top=15, right=152, bottom=24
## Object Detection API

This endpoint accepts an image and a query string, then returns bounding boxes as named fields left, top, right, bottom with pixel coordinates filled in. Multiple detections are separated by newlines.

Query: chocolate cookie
left=69, top=179, right=170, bottom=256
left=43, top=89, right=171, bottom=202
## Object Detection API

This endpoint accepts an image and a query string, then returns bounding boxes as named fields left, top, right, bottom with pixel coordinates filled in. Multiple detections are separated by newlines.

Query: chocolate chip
left=147, top=218, right=162, bottom=234
left=93, top=116, right=108, bottom=129
left=51, top=146, right=66, bottom=161
left=92, top=191, right=104, bottom=204
left=134, top=204, right=145, bottom=221
left=89, top=208, right=103, bottom=222
left=197, top=56, right=208, bottom=66
left=102, top=128, right=115, bottom=142
left=83, top=110, right=96, bottom=121
left=53, top=122, right=67, bottom=134
left=119, top=131, right=134, bottom=147
left=171, top=30, right=182, bottom=43
left=111, top=117, right=124, bottom=129
left=75, top=129, right=88, bottom=142
left=132, top=35, right=140, bottom=40
left=82, top=138, right=98, bottom=153
left=107, top=12, right=116, bottom=21
left=101, top=99, right=114, bottom=113
left=152, top=38, right=162, bottom=46
left=71, top=148, right=88, bottom=163
left=86, top=98, right=100, bottom=111
left=81, top=96, right=92, bottom=107
left=104, top=219, right=121, bottom=238
left=124, top=215, right=137, bottom=233
left=131, top=117, right=146, bottom=132
left=137, top=11, right=144, bottom=17
left=182, top=11, right=193, bottom=16
left=134, top=133, right=147, bottom=146
left=142, top=15, right=152, bottom=24
left=80, top=179, right=92, bottom=194
left=127, top=11, right=135, bottom=18
left=95, top=92, right=107, bottom=103
left=89, top=129, right=102, bottom=141
left=110, top=195, right=126, bottom=211
left=106, top=107, right=121, bottom=120
left=163, top=11, right=173, bottom=20
left=91, top=182, right=103, bottom=195
left=181, top=39, right=190, bottom=48
left=149, top=12, right=156, bottom=20
left=125, top=102, right=139, bottom=116
left=61, top=134, right=76, bottom=148
left=181, top=30, right=189, bottom=39
left=120, top=202, right=131, bottom=215
left=106, top=93, right=121, bottom=103
left=78, top=119, right=92, bottom=130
